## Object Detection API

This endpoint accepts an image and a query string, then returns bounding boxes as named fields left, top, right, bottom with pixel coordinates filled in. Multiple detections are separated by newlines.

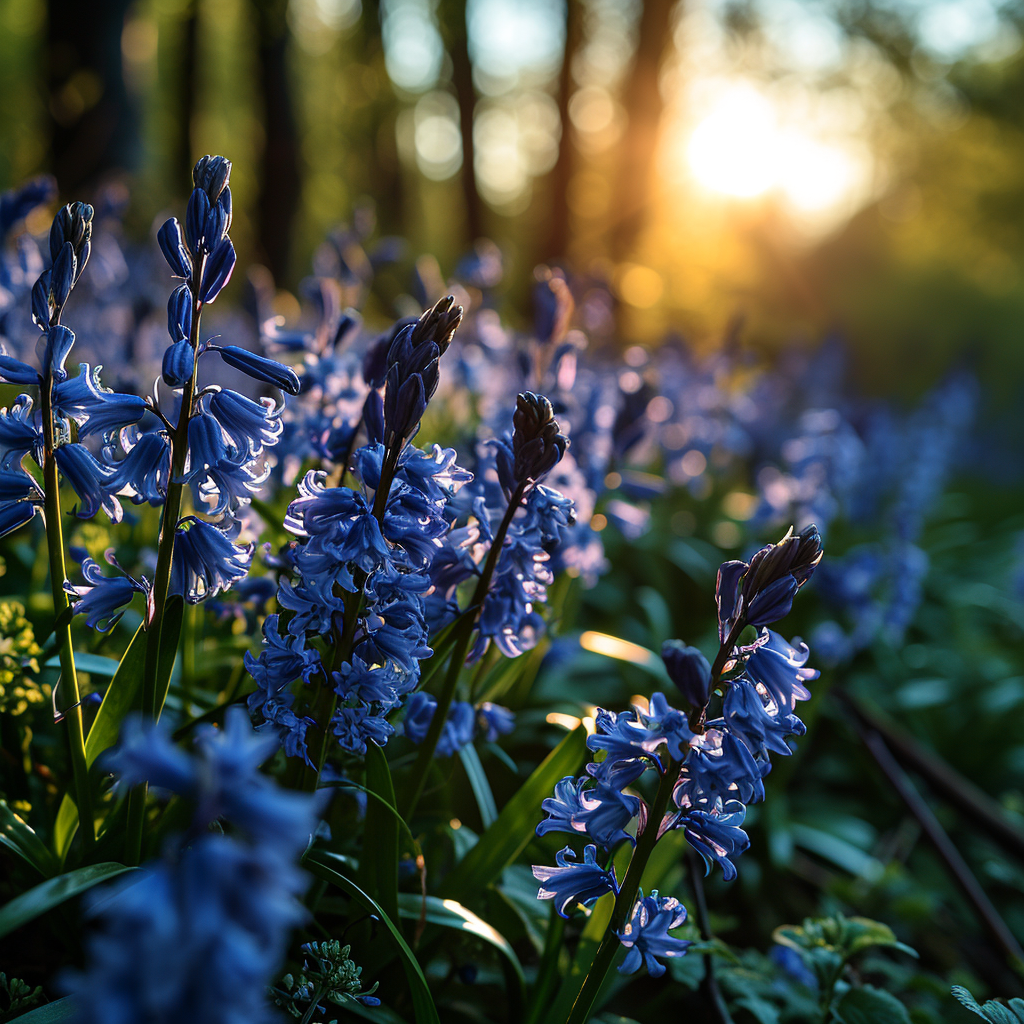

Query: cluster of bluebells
left=61, top=708, right=319, bottom=1024
left=0, top=157, right=302, bottom=631
left=533, top=525, right=822, bottom=977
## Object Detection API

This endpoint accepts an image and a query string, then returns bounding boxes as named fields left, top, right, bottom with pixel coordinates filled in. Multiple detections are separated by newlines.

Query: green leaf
left=7, top=997, right=76, bottom=1023
left=54, top=601, right=183, bottom=859
left=0, top=862, right=135, bottom=939
left=834, top=986, right=911, bottom=1024
left=952, top=987, right=1024, bottom=1024
left=395, top=892, right=526, bottom=1015
left=44, top=653, right=120, bottom=677
left=357, top=740, right=399, bottom=925
left=302, top=850, right=440, bottom=1024
left=439, top=726, right=588, bottom=905
left=0, top=801, right=58, bottom=878
left=459, top=744, right=498, bottom=829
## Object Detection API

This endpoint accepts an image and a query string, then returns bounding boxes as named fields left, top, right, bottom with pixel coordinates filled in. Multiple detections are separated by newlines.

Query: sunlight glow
left=685, top=84, right=864, bottom=217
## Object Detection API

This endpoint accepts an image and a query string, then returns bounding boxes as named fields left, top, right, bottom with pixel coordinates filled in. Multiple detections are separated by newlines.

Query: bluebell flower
left=40, top=324, right=76, bottom=382
left=677, top=799, right=750, bottom=881
left=533, top=844, right=617, bottom=918
left=476, top=702, right=515, bottom=742
left=676, top=728, right=765, bottom=806
left=209, top=388, right=283, bottom=458
left=65, top=554, right=148, bottom=632
left=170, top=515, right=253, bottom=603
left=436, top=701, right=476, bottom=758
left=157, top=217, right=192, bottom=279
left=0, top=394, right=40, bottom=468
left=109, top=430, right=171, bottom=506
left=52, top=363, right=147, bottom=440
left=0, top=353, right=40, bottom=386
left=723, top=677, right=804, bottom=760
left=332, top=705, right=394, bottom=756
left=404, top=691, right=436, bottom=744
left=211, top=345, right=300, bottom=395
left=743, top=630, right=817, bottom=716
left=55, top=443, right=122, bottom=522
left=616, top=891, right=691, bottom=977
left=0, top=468, right=40, bottom=503
left=661, top=641, right=711, bottom=711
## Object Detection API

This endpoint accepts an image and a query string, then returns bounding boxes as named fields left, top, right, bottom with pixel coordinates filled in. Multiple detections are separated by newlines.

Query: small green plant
left=952, top=986, right=1024, bottom=1024
left=0, top=974, right=42, bottom=1022
left=271, top=940, right=380, bottom=1023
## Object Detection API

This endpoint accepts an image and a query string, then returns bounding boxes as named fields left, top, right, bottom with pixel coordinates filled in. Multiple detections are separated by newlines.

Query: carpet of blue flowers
left=0, top=156, right=1022, bottom=1024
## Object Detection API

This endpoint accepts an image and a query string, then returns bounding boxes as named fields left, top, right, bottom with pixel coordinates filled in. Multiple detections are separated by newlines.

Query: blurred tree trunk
left=610, top=0, right=678, bottom=261
left=539, top=0, right=583, bottom=264
left=46, top=0, right=136, bottom=194
left=252, top=0, right=301, bottom=284
left=173, top=1, right=199, bottom=190
left=440, top=0, right=483, bottom=245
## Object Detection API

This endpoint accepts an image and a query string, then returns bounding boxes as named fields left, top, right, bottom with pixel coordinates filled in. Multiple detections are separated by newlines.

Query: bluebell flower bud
left=409, top=293, right=462, bottom=355
left=192, top=154, right=232, bottom=203
left=746, top=574, right=799, bottom=626
left=661, top=641, right=711, bottom=710
left=163, top=340, right=194, bottom=387
left=48, top=201, right=93, bottom=280
left=363, top=389, right=384, bottom=446
left=184, top=187, right=211, bottom=256
left=157, top=218, right=193, bottom=279
left=511, top=392, right=568, bottom=488
left=200, top=238, right=236, bottom=303
left=213, top=345, right=300, bottom=394
left=50, top=241, right=76, bottom=314
left=167, top=285, right=192, bottom=343
left=740, top=524, right=823, bottom=607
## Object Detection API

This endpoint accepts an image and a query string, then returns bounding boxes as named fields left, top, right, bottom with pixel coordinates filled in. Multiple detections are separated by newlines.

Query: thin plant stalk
left=400, top=479, right=527, bottom=820
left=40, top=372, right=94, bottom=849
left=125, top=257, right=206, bottom=865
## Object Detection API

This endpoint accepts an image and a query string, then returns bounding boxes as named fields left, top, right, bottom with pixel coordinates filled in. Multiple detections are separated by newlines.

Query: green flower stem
left=566, top=622, right=744, bottom=1024
left=565, top=756, right=682, bottom=1024
left=126, top=258, right=206, bottom=866
left=295, top=441, right=403, bottom=794
left=400, top=479, right=528, bottom=820
left=40, top=378, right=94, bottom=849
left=525, top=906, right=566, bottom=1024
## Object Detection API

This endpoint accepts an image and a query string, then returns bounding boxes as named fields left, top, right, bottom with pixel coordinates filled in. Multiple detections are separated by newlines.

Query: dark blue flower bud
left=184, top=187, right=211, bottom=255
left=192, top=154, right=232, bottom=202
left=741, top=524, right=823, bottom=606
left=0, top=353, right=41, bottom=386
left=50, top=241, right=77, bottom=314
left=200, top=238, right=236, bottom=303
left=48, top=202, right=93, bottom=280
left=31, top=273, right=51, bottom=329
left=746, top=575, right=799, bottom=627
left=203, top=199, right=230, bottom=248
left=363, top=389, right=384, bottom=446
left=167, top=285, right=192, bottom=343
left=661, top=641, right=711, bottom=710
left=511, top=391, right=568, bottom=487
left=163, top=340, right=194, bottom=387
left=213, top=345, right=300, bottom=394
left=157, top=218, right=193, bottom=278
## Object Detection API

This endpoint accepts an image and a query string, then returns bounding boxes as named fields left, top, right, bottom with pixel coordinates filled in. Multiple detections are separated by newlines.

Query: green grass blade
left=459, top=743, right=498, bottom=829
left=303, top=850, right=440, bottom=1024
left=54, top=602, right=183, bottom=859
left=0, top=862, right=135, bottom=939
left=7, top=998, right=76, bottom=1022
left=0, top=801, right=59, bottom=878
left=358, top=740, right=400, bottom=924
left=440, top=726, right=587, bottom=904
left=396, top=892, right=526, bottom=1017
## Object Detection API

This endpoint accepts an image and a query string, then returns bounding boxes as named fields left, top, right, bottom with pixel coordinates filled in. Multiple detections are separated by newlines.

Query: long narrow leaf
left=358, top=740, right=400, bottom=924
left=0, top=862, right=134, bottom=939
left=0, top=801, right=58, bottom=877
left=440, top=726, right=587, bottom=904
left=54, top=601, right=183, bottom=858
left=459, top=744, right=498, bottom=829
left=303, top=850, right=440, bottom=1024
left=8, top=998, right=76, bottom=1023
left=44, top=653, right=120, bottom=677
left=396, top=892, right=526, bottom=1016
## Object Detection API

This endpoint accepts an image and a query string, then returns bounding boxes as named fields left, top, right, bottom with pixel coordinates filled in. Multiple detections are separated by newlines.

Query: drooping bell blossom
left=169, top=515, right=253, bottom=603
left=533, top=844, right=618, bottom=919
left=616, top=891, right=692, bottom=977
left=65, top=553, right=148, bottom=632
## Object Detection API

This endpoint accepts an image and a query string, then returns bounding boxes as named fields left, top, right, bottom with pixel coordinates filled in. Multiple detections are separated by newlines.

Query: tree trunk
left=440, top=0, right=483, bottom=245
left=539, top=0, right=583, bottom=264
left=610, top=0, right=678, bottom=260
left=252, top=0, right=301, bottom=283
left=47, top=0, right=136, bottom=194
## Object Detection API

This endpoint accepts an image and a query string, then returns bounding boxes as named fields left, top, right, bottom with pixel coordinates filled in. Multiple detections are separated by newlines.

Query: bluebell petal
left=185, top=187, right=211, bottom=255
left=50, top=241, right=77, bottom=312
left=532, top=844, right=617, bottom=919
left=170, top=515, right=253, bottom=603
left=213, top=345, right=300, bottom=394
left=0, top=354, right=40, bottom=386
left=157, top=217, right=192, bottom=278
left=0, top=500, right=37, bottom=538
left=53, top=364, right=147, bottom=440
left=0, top=395, right=40, bottom=468
left=162, top=340, right=194, bottom=387
left=208, top=388, right=283, bottom=458
left=43, top=325, right=76, bottom=382
left=109, top=430, right=171, bottom=505
left=167, top=285, right=192, bottom=343
left=55, top=443, right=122, bottom=522
left=200, top=238, right=236, bottom=303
